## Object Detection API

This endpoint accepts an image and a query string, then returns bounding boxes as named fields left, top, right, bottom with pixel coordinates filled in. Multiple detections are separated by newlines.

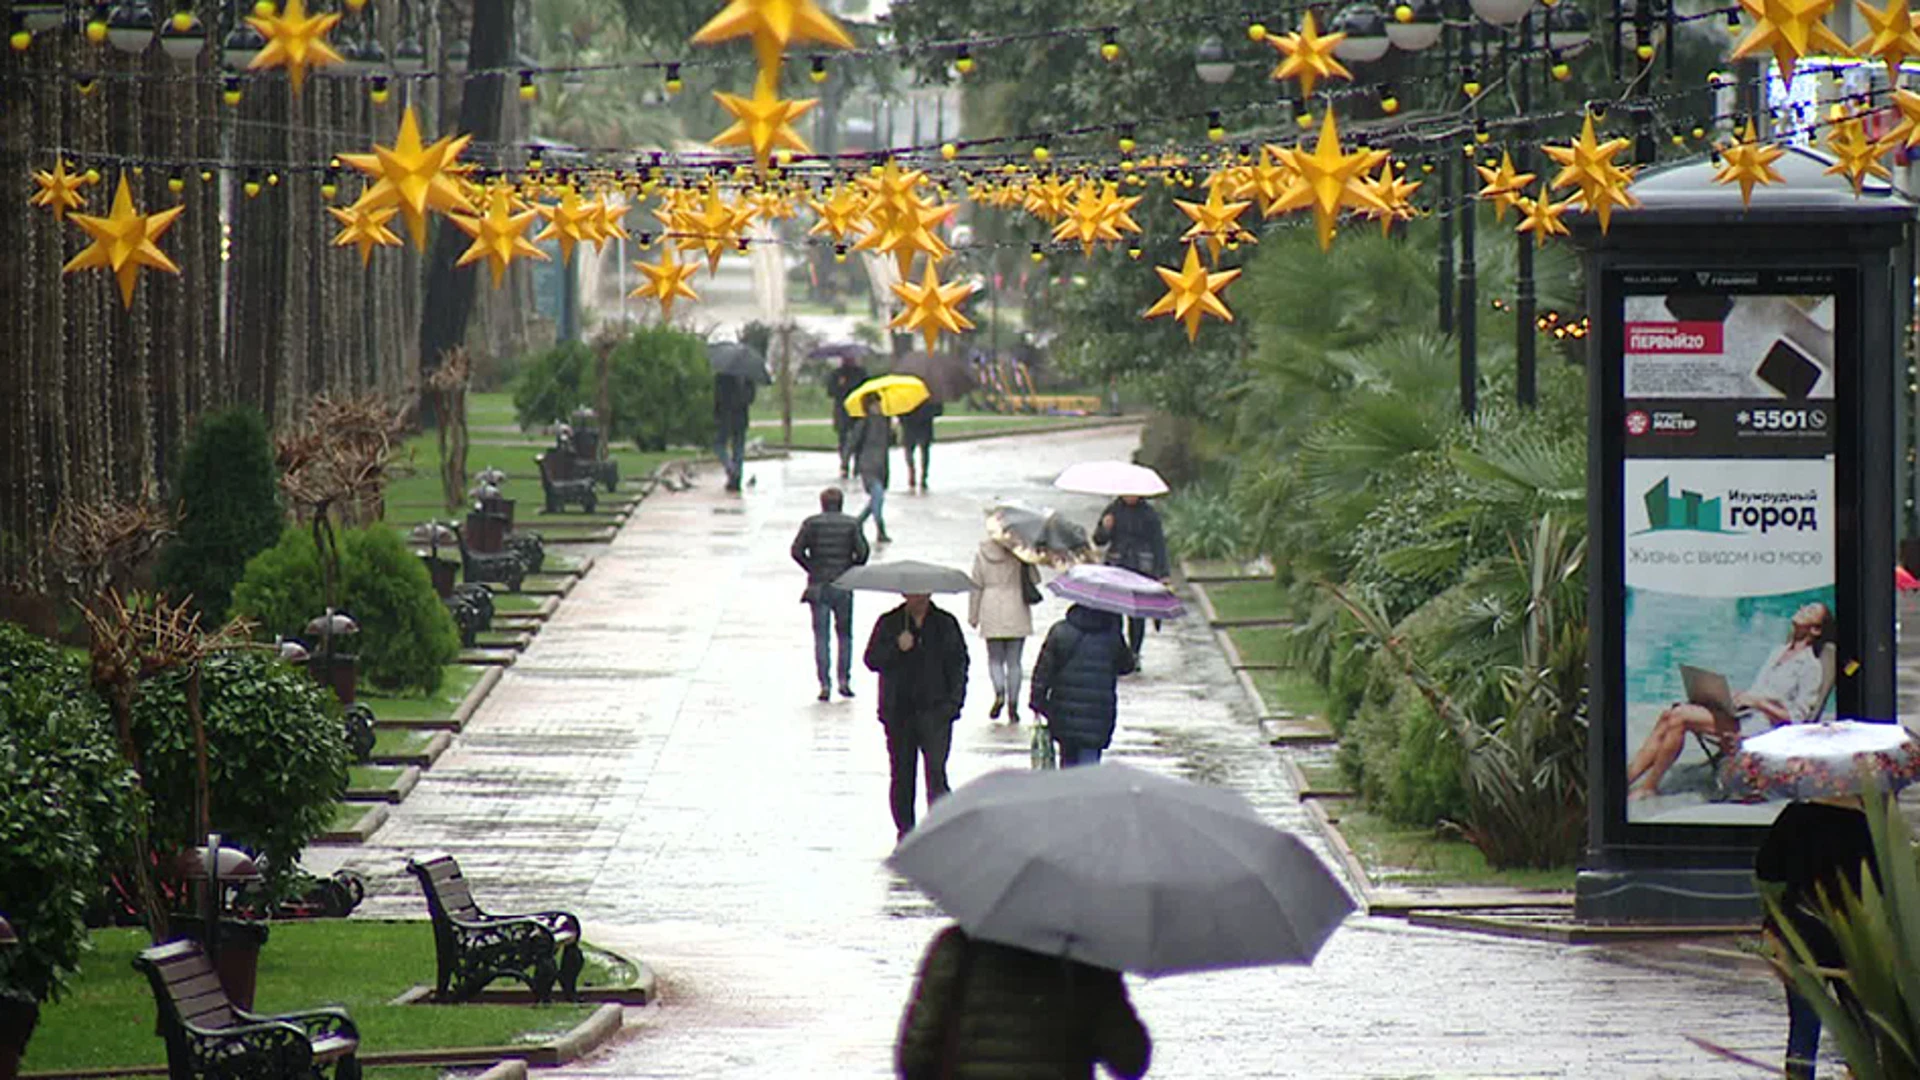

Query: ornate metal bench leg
left=558, top=942, right=584, bottom=1001
left=334, top=1055, right=362, bottom=1080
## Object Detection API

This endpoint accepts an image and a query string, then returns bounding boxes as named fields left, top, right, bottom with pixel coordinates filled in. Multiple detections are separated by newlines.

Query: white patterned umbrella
left=1719, top=720, right=1920, bottom=801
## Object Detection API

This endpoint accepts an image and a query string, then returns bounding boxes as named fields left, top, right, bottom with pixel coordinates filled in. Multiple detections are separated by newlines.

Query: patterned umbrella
left=986, top=503, right=1092, bottom=567
left=1718, top=720, right=1920, bottom=801
left=1045, top=563, right=1185, bottom=620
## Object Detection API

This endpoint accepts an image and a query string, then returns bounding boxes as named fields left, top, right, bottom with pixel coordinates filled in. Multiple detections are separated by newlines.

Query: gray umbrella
left=709, top=342, right=771, bottom=385
left=986, top=503, right=1092, bottom=566
left=888, top=763, right=1355, bottom=975
left=835, top=560, right=973, bottom=594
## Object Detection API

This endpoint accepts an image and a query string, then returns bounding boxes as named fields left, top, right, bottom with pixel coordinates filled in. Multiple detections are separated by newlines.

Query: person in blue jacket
left=1027, top=603, right=1136, bottom=766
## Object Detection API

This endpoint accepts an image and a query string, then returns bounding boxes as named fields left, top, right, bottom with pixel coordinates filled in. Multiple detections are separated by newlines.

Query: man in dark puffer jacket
left=792, top=486, right=870, bottom=702
left=1029, top=604, right=1136, bottom=767
left=896, top=924, right=1150, bottom=1080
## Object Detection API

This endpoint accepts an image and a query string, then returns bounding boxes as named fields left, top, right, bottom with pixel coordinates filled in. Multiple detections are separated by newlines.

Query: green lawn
left=490, top=593, right=546, bottom=614
left=358, top=665, right=483, bottom=723
left=1201, top=578, right=1289, bottom=623
left=1332, top=807, right=1577, bottom=892
left=385, top=425, right=680, bottom=514
left=25, top=924, right=604, bottom=1071
left=467, top=392, right=518, bottom=428
left=1221, top=625, right=1291, bottom=667
left=348, top=765, right=405, bottom=790
left=371, top=728, right=437, bottom=759
left=329, top=803, right=375, bottom=831
left=1250, top=667, right=1331, bottom=721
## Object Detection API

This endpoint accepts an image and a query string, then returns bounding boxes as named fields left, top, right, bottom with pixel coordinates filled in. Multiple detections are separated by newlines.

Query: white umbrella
left=1720, top=720, right=1920, bottom=801
left=1054, top=460, right=1169, bottom=498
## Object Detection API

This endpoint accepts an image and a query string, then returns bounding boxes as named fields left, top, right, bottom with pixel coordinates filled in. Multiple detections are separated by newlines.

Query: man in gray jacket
left=792, top=487, right=870, bottom=702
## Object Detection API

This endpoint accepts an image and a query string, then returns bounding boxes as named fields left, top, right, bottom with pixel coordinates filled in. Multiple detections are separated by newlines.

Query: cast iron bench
left=133, top=938, right=361, bottom=1080
left=449, top=523, right=525, bottom=592
left=404, top=854, right=584, bottom=1003
left=535, top=452, right=599, bottom=514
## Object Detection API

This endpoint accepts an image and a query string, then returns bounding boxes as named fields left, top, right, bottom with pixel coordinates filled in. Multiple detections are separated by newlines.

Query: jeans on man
left=855, top=475, right=888, bottom=539
left=810, top=586, right=854, bottom=692
left=1056, top=740, right=1103, bottom=767
left=886, top=710, right=953, bottom=835
left=714, top=420, right=747, bottom=490
left=1786, top=987, right=1820, bottom=1080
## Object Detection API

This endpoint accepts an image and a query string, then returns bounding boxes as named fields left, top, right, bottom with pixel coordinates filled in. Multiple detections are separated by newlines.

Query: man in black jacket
left=713, top=372, right=756, bottom=493
left=825, top=354, right=870, bottom=479
left=791, top=487, right=870, bottom=702
left=864, top=592, right=969, bottom=838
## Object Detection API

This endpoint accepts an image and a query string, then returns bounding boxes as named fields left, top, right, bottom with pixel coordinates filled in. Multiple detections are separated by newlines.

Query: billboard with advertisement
left=1610, top=268, right=1848, bottom=828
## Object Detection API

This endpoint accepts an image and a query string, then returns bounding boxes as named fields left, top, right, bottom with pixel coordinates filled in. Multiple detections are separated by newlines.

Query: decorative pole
left=1457, top=3, right=1479, bottom=419
left=1515, top=12, right=1538, bottom=407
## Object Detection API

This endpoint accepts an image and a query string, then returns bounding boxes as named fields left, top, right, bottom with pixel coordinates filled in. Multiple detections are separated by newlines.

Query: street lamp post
left=1194, top=35, right=1235, bottom=85
left=1514, top=14, right=1537, bottom=407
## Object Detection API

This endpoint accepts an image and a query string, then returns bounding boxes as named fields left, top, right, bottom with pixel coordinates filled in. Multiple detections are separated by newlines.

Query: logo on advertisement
left=1626, top=321, right=1724, bottom=353
left=1635, top=477, right=1822, bottom=535
left=1625, top=410, right=1650, bottom=435
left=1650, top=410, right=1697, bottom=433
left=1641, top=476, right=1736, bottom=534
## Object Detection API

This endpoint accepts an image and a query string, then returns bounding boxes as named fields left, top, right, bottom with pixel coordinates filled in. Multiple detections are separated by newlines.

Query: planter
left=466, top=508, right=509, bottom=554
left=307, top=653, right=358, bottom=706
left=0, top=996, right=37, bottom=1080
left=168, top=917, right=269, bottom=1012
left=478, top=495, right=516, bottom=532
left=420, top=556, right=456, bottom=599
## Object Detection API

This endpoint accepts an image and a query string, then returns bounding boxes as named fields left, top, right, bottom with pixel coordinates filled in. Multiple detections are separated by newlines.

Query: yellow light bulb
left=252, top=0, right=273, bottom=15
left=1296, top=112, right=1313, bottom=128
left=1033, top=145, right=1050, bottom=162
left=223, top=84, right=242, bottom=104
left=1100, top=40, right=1119, bottom=61
left=1118, top=136, right=1136, bottom=153
left=168, top=175, right=185, bottom=194
left=1381, top=96, right=1399, bottom=113
left=83, top=168, right=100, bottom=184
left=940, top=142, right=957, bottom=160
left=1636, top=43, right=1653, bottom=59
left=1463, top=80, right=1481, bottom=96
left=1248, top=22, right=1266, bottom=39
left=170, top=10, right=193, bottom=30
left=244, top=179, right=261, bottom=197
left=85, top=18, right=107, bottom=41
left=1394, top=4, right=1413, bottom=20
left=9, top=29, right=29, bottom=50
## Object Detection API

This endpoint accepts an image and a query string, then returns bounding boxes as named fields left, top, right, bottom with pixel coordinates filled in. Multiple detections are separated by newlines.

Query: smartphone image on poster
left=1754, top=336, right=1824, bottom=399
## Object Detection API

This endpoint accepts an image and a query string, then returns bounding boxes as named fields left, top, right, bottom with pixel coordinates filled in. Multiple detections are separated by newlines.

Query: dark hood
left=1066, top=603, right=1121, bottom=633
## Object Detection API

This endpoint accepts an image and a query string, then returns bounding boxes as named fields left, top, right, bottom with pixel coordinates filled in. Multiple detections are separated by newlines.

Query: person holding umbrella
left=1092, top=496, right=1170, bottom=661
left=826, top=352, right=870, bottom=480
left=968, top=527, right=1037, bottom=724
left=852, top=393, right=894, bottom=544
left=712, top=371, right=756, bottom=495
left=900, top=399, right=941, bottom=492
left=1028, top=603, right=1135, bottom=766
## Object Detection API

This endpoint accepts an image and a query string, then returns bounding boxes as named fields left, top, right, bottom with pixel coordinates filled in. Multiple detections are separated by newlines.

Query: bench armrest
left=447, top=913, right=559, bottom=952
left=181, top=1018, right=315, bottom=1077
left=235, top=1005, right=360, bottom=1045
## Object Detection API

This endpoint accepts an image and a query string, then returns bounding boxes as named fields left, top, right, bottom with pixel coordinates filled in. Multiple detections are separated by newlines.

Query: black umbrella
left=709, top=342, right=771, bottom=385
left=891, top=351, right=975, bottom=403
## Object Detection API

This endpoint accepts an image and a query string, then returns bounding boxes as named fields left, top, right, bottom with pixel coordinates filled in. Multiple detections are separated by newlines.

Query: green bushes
left=1161, top=483, right=1252, bottom=562
left=156, top=407, right=285, bottom=623
left=512, top=327, right=714, bottom=451
left=231, top=525, right=459, bottom=694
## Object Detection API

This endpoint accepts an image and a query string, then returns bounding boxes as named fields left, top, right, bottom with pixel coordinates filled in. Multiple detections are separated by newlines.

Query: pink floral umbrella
left=1719, top=720, right=1920, bottom=802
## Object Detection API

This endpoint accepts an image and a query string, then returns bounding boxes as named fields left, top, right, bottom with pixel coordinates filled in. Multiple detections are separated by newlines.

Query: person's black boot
left=990, top=695, right=1004, bottom=720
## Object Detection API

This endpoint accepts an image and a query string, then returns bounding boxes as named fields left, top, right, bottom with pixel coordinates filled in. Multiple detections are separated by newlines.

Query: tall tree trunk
left=418, top=0, right=516, bottom=406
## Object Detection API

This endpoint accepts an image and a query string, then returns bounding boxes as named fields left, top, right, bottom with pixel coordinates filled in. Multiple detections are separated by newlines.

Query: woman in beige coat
left=969, top=535, right=1035, bottom=723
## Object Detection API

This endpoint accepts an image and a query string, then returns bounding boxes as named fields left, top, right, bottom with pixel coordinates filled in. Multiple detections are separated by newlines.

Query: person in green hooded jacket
left=896, top=924, right=1150, bottom=1080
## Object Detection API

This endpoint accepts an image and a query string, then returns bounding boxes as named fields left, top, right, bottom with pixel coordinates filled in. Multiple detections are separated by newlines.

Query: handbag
left=1019, top=563, right=1043, bottom=606
left=1030, top=719, right=1057, bottom=770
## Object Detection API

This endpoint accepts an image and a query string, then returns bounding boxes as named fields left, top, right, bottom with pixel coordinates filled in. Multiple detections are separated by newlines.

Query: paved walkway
left=314, top=427, right=1791, bottom=1079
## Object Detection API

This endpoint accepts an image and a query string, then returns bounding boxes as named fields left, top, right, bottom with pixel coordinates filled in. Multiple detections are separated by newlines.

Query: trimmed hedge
left=157, top=407, right=284, bottom=624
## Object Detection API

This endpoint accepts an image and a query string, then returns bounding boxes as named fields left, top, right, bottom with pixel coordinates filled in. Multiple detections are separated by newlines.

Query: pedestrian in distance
left=896, top=923, right=1150, bottom=1080
left=900, top=399, right=942, bottom=492
left=865, top=590, right=968, bottom=838
left=968, top=531, right=1037, bottom=724
left=792, top=486, right=871, bottom=703
left=1092, top=495, right=1170, bottom=661
left=852, top=392, right=894, bottom=544
left=1755, top=795, right=1879, bottom=1080
left=712, top=371, right=756, bottom=494
left=827, top=354, right=870, bottom=480
left=1028, top=602, right=1136, bottom=767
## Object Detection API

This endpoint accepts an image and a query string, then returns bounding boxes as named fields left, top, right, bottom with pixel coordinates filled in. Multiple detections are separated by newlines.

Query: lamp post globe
left=1194, top=35, right=1234, bottom=84
left=1330, top=2, right=1393, bottom=62
left=105, top=0, right=155, bottom=53
left=1385, top=0, right=1444, bottom=50
left=1468, top=0, right=1534, bottom=25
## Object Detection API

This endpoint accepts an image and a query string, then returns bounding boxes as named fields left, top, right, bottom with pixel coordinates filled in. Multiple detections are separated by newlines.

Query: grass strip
left=1332, top=808, right=1577, bottom=893
left=1249, top=668, right=1331, bottom=720
left=26, top=924, right=600, bottom=1071
left=1201, top=578, right=1289, bottom=624
left=371, top=729, right=438, bottom=758
left=329, top=803, right=373, bottom=831
left=348, top=765, right=405, bottom=790
left=1221, top=625, right=1291, bottom=668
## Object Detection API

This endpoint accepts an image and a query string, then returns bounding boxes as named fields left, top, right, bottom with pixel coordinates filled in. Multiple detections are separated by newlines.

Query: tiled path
left=313, top=427, right=1790, bottom=1079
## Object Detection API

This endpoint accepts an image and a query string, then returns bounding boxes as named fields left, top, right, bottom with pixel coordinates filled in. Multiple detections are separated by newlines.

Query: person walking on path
left=1755, top=796, right=1880, bottom=1080
left=792, top=487, right=870, bottom=703
left=852, top=393, right=894, bottom=544
left=865, top=591, right=968, bottom=837
left=968, top=533, right=1035, bottom=724
left=900, top=399, right=941, bottom=492
left=827, top=354, right=870, bottom=479
left=896, top=923, right=1150, bottom=1080
left=712, top=371, right=756, bottom=493
left=1092, top=495, right=1169, bottom=660
left=1028, top=603, right=1135, bottom=767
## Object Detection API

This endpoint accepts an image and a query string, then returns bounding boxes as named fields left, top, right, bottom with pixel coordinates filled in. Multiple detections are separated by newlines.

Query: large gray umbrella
left=709, top=342, right=771, bottom=385
left=835, top=560, right=973, bottom=594
left=888, top=763, right=1355, bottom=975
left=986, top=503, right=1092, bottom=567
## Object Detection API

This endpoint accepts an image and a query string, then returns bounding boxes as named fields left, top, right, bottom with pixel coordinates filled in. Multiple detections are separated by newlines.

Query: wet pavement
left=311, top=427, right=1793, bottom=1079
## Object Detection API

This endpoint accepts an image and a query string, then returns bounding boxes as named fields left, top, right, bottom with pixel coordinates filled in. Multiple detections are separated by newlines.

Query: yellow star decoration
left=1053, top=182, right=1137, bottom=254
left=1355, top=165, right=1421, bottom=236
left=630, top=244, right=701, bottom=321
left=1272, top=112, right=1380, bottom=252
left=1712, top=120, right=1786, bottom=208
left=1475, top=151, right=1537, bottom=222
left=328, top=200, right=401, bottom=266
left=1853, top=0, right=1920, bottom=77
left=1022, top=174, right=1080, bottom=223
left=246, top=0, right=343, bottom=96
left=1730, top=0, right=1851, bottom=85
left=749, top=188, right=798, bottom=222
left=692, top=0, right=854, bottom=50
left=535, top=187, right=601, bottom=264
left=30, top=159, right=94, bottom=221
left=1144, top=243, right=1242, bottom=342
left=858, top=199, right=956, bottom=278
left=1266, top=10, right=1352, bottom=98
left=449, top=184, right=549, bottom=288
left=1826, top=109, right=1892, bottom=193
left=1174, top=182, right=1254, bottom=261
left=1238, top=146, right=1299, bottom=217
left=1875, top=88, right=1920, bottom=154
left=808, top=186, right=869, bottom=241
left=338, top=106, right=474, bottom=250
left=1514, top=187, right=1574, bottom=246
left=1542, top=114, right=1639, bottom=234
left=711, top=86, right=816, bottom=172
left=889, top=262, right=976, bottom=353
left=62, top=175, right=184, bottom=308
left=678, top=188, right=748, bottom=274
left=592, top=194, right=631, bottom=249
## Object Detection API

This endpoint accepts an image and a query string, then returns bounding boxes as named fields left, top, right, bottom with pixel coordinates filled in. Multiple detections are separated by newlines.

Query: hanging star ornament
left=1355, top=165, right=1421, bottom=236
left=535, top=187, right=601, bottom=264
left=889, top=261, right=976, bottom=352
left=710, top=86, right=816, bottom=171
left=1712, top=120, right=1786, bottom=207
left=1514, top=188, right=1574, bottom=246
left=449, top=184, right=548, bottom=287
left=1826, top=109, right=1893, bottom=193
left=692, top=0, right=855, bottom=50
left=30, top=159, right=94, bottom=221
left=1174, top=182, right=1254, bottom=261
left=246, top=0, right=344, bottom=95
left=338, top=106, right=474, bottom=250
left=630, top=244, right=701, bottom=321
left=1853, top=0, right=1920, bottom=77
left=1266, top=10, right=1352, bottom=97
left=1542, top=114, right=1639, bottom=233
left=1144, top=243, right=1242, bottom=342
left=1475, top=151, right=1537, bottom=221
left=808, top=185, right=869, bottom=241
left=1239, top=145, right=1299, bottom=216
left=328, top=200, right=401, bottom=266
left=1875, top=87, right=1920, bottom=154
left=1729, top=0, right=1851, bottom=85
left=1272, top=111, right=1380, bottom=251
left=62, top=175, right=184, bottom=308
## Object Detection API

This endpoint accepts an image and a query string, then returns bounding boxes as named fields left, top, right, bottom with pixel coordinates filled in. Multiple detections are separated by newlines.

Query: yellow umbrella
left=843, top=373, right=931, bottom=417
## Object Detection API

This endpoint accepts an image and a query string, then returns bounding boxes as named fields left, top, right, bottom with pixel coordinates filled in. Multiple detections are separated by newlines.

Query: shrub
left=156, top=407, right=285, bottom=623
left=511, top=328, right=715, bottom=451
left=128, top=650, right=348, bottom=897
left=232, top=524, right=459, bottom=694
left=1161, top=483, right=1252, bottom=562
